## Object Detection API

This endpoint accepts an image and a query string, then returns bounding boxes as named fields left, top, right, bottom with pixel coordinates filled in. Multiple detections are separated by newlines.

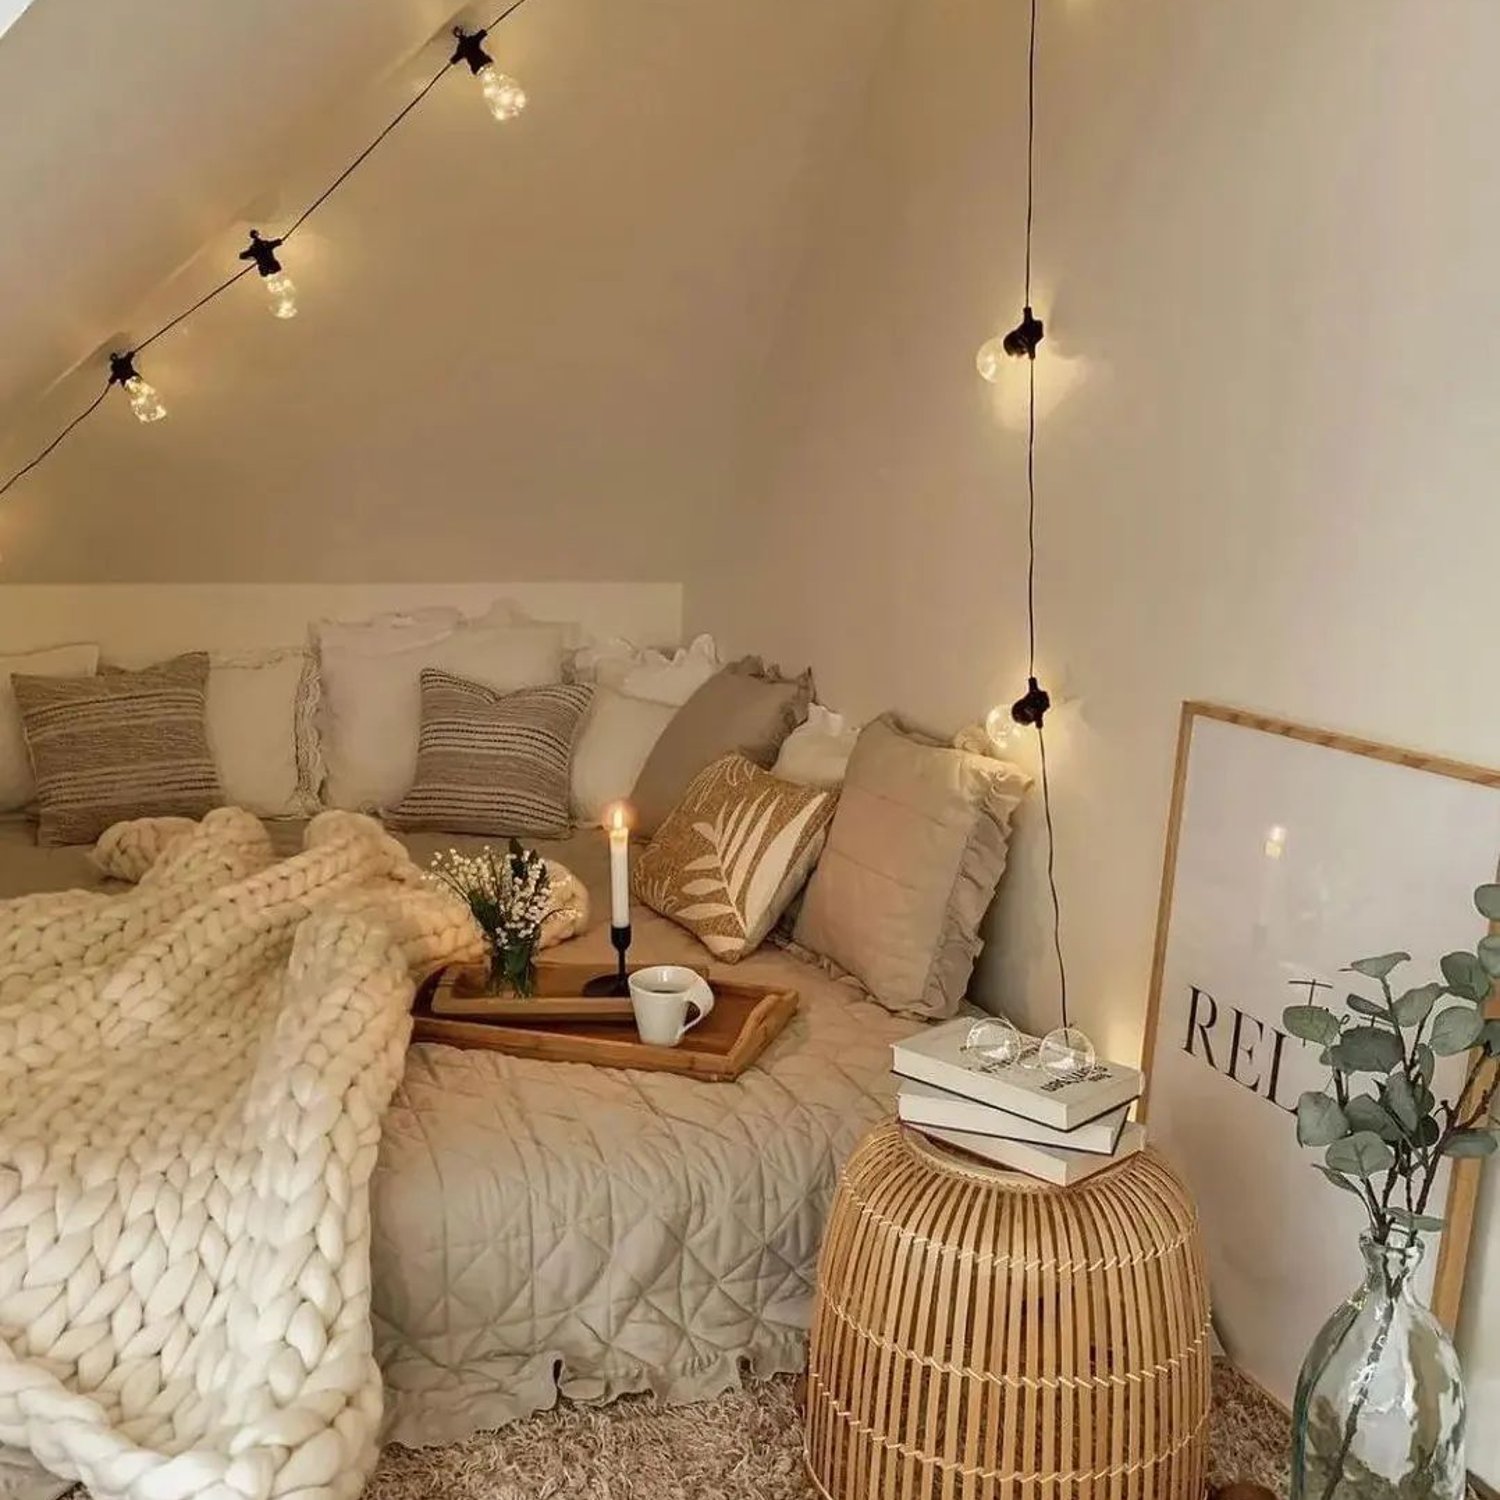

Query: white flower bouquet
left=427, top=839, right=552, bottom=996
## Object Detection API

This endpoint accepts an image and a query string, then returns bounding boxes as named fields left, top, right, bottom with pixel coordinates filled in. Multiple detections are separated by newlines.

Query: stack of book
left=892, top=1016, right=1145, bottom=1186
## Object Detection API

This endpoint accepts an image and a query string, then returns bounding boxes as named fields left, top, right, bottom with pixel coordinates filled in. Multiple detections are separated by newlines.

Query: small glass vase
left=486, top=939, right=538, bottom=998
left=1290, top=1232, right=1465, bottom=1500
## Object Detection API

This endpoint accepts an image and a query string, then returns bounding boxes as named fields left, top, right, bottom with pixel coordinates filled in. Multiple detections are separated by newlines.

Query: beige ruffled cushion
left=793, top=715, right=1029, bottom=1018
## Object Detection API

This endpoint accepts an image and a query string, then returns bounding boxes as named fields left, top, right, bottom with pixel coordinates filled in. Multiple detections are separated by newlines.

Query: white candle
left=606, top=802, right=631, bottom=929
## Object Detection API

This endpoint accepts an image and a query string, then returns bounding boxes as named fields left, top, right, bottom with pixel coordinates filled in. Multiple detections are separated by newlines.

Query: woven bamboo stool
left=804, top=1122, right=1212, bottom=1500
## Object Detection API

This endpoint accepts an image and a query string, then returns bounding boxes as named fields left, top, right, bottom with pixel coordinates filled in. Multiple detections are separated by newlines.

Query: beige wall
left=0, top=0, right=897, bottom=583
left=689, top=0, right=1500, bottom=1437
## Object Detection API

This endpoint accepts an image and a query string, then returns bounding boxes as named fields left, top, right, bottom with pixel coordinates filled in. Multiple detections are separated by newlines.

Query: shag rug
left=362, top=1360, right=1292, bottom=1499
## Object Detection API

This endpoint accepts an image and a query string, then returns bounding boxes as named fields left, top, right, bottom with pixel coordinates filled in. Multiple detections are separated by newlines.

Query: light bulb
left=264, top=270, right=298, bottom=319
left=1024, top=1025, right=1098, bottom=1078
left=983, top=704, right=1015, bottom=753
left=976, top=336, right=1006, bottom=383
left=479, top=62, right=527, bottom=121
left=963, top=1016, right=1026, bottom=1069
left=125, top=376, right=167, bottom=424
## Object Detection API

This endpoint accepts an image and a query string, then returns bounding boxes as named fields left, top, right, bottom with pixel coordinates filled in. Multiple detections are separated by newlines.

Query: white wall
left=688, top=0, right=1500, bottom=1438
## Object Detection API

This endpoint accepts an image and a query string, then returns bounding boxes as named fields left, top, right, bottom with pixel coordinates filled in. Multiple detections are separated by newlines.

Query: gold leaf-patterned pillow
left=632, top=753, right=837, bottom=962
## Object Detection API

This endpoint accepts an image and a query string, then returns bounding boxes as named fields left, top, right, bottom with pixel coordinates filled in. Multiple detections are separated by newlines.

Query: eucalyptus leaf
left=1416, top=1117, right=1441, bottom=1148
left=1474, top=883, right=1500, bottom=921
left=1348, top=953, right=1410, bottom=981
left=1326, top=1131, right=1396, bottom=1178
left=1296, top=1092, right=1350, bottom=1148
left=1331, top=1025, right=1404, bottom=1074
left=1284, top=1004, right=1342, bottom=1046
left=1440, top=951, right=1491, bottom=1003
left=1345, top=993, right=1388, bottom=1020
left=1482, top=1019, right=1500, bottom=1058
left=1315, top=1165, right=1363, bottom=1199
left=1392, top=984, right=1443, bottom=1029
left=1382, top=1073, right=1421, bottom=1135
left=1345, top=1094, right=1400, bottom=1142
left=1415, top=1045, right=1436, bottom=1087
left=1429, top=1006, right=1484, bottom=1056
left=1388, top=1208, right=1446, bottom=1234
left=1442, top=1130, right=1498, bottom=1159
left=1478, top=935, right=1500, bottom=978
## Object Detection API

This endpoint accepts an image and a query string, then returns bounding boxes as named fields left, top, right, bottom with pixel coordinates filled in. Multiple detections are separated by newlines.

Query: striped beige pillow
left=13, top=652, right=223, bottom=846
left=386, top=670, right=592, bottom=838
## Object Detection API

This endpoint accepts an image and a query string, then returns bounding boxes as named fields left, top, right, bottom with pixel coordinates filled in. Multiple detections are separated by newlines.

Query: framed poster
left=1140, top=703, right=1499, bottom=1465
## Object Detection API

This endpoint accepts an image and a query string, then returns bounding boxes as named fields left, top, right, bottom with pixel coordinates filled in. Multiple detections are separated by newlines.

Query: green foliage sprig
left=1285, top=883, right=1500, bottom=1243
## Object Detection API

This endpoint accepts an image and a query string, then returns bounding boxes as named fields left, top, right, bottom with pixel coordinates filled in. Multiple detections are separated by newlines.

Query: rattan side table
left=804, top=1122, right=1212, bottom=1500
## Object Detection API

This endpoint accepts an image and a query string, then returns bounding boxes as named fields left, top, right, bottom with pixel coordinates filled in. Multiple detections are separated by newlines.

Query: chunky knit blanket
left=0, top=809, right=484, bottom=1500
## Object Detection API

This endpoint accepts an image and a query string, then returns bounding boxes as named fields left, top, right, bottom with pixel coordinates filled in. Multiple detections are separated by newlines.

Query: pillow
left=0, top=642, right=99, bottom=811
left=13, top=652, right=223, bottom=846
left=793, top=714, right=1029, bottom=1018
left=570, top=633, right=719, bottom=705
left=316, top=610, right=576, bottom=810
left=385, top=670, right=592, bottom=838
left=570, top=685, right=676, bottom=823
left=632, top=754, right=836, bottom=961
left=630, top=659, right=812, bottom=837
left=206, top=649, right=320, bottom=818
left=773, top=704, right=860, bottom=789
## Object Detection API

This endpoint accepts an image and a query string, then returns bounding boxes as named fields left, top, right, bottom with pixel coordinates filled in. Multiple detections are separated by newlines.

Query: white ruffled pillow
left=0, top=642, right=99, bottom=811
left=207, top=649, right=321, bottom=818
left=773, top=704, right=860, bottom=788
left=572, top=634, right=719, bottom=706
left=314, top=604, right=578, bottom=811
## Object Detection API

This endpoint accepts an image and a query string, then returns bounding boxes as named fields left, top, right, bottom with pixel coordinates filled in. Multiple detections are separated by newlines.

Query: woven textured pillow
left=385, top=670, right=592, bottom=837
left=632, top=753, right=837, bottom=962
left=13, top=652, right=223, bottom=846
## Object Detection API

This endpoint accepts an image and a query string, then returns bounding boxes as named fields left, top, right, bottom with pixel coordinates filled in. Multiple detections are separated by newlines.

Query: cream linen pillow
left=773, top=704, right=860, bottom=789
left=793, top=714, right=1029, bottom=1018
left=630, top=659, right=812, bottom=837
left=633, top=754, right=836, bottom=961
left=0, top=642, right=99, bottom=811
left=570, top=685, right=676, bottom=823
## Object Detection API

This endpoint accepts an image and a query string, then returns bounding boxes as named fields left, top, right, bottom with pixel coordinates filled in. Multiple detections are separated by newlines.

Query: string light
left=979, top=0, right=1096, bottom=1078
left=239, top=231, right=297, bottom=319
left=450, top=27, right=528, bottom=122
left=0, top=0, right=539, bottom=501
left=107, top=352, right=167, bottom=424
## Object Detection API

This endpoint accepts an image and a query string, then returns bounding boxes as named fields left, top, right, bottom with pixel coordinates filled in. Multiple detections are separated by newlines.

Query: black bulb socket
left=1002, top=306, right=1045, bottom=360
left=1011, top=677, right=1051, bottom=728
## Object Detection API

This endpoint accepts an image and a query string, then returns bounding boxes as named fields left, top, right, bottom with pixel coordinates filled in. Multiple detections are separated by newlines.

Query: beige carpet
left=364, top=1360, right=1292, bottom=1499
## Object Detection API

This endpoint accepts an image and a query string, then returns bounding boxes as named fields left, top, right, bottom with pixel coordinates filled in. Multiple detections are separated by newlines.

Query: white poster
left=1142, top=704, right=1499, bottom=1464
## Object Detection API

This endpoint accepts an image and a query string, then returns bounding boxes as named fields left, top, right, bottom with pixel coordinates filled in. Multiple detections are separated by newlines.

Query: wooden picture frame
left=1139, top=702, right=1499, bottom=1432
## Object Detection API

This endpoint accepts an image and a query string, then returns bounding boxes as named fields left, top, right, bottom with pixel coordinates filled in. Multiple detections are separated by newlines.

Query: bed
left=0, top=817, right=921, bottom=1452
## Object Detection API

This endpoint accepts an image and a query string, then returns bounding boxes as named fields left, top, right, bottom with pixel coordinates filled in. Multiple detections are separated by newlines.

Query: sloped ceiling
left=0, top=0, right=899, bottom=580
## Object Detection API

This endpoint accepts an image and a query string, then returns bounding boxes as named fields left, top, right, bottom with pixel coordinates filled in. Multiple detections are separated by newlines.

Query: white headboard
left=0, top=583, right=683, bottom=665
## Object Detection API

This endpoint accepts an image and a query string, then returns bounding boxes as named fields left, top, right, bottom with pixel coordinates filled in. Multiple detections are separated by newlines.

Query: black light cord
left=0, top=0, right=539, bottom=502
left=1016, top=0, right=1070, bottom=1031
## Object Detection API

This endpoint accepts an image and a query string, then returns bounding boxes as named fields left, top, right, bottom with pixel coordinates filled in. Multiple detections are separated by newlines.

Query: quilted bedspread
left=371, top=867, right=924, bottom=1445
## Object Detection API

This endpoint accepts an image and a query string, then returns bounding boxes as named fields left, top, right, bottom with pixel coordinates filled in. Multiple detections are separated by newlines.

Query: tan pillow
left=13, top=653, right=223, bottom=846
left=793, top=714, right=1029, bottom=1018
left=633, top=754, right=836, bottom=961
left=631, top=659, right=812, bottom=837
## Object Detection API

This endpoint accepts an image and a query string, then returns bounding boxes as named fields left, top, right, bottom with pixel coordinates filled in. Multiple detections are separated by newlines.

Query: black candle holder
left=583, top=923, right=632, bottom=997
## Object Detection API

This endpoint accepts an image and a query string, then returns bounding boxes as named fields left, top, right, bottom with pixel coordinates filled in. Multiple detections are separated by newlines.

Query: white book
left=897, top=1078, right=1129, bottom=1154
left=891, top=1016, right=1143, bottom=1131
left=918, top=1122, right=1147, bottom=1187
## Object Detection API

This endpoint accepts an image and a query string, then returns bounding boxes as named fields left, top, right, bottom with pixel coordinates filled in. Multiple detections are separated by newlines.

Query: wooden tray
left=429, top=964, right=635, bottom=1022
left=411, top=961, right=799, bottom=1081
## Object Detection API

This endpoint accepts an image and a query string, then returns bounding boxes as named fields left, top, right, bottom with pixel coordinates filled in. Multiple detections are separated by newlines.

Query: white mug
left=629, top=965, right=715, bottom=1047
